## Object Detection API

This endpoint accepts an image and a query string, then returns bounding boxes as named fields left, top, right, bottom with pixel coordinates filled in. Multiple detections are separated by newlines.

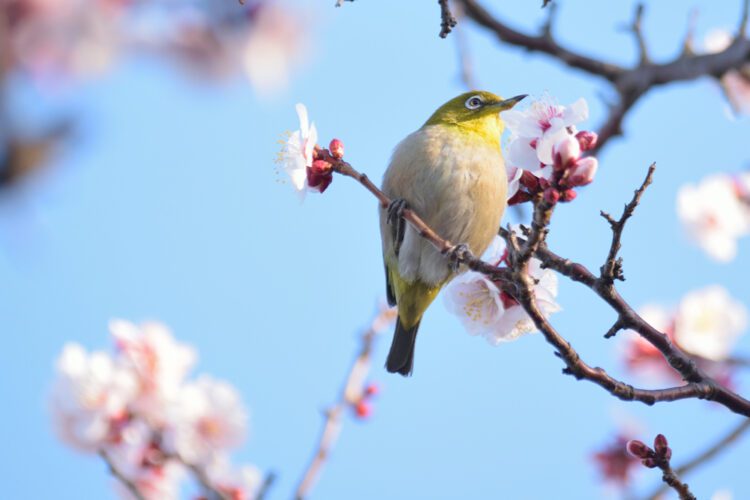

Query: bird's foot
left=446, top=243, right=473, bottom=272
left=387, top=198, right=409, bottom=256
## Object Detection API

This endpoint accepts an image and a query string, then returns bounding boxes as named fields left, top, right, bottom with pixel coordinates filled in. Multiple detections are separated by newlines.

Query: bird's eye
left=465, top=95, right=484, bottom=110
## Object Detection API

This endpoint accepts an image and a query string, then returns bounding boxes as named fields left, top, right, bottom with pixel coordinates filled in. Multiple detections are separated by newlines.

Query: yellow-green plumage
left=380, top=90, right=525, bottom=376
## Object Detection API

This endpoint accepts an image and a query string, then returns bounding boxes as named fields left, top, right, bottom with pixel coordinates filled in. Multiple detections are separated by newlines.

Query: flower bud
left=307, top=160, right=334, bottom=193
left=641, top=457, right=658, bottom=468
left=365, top=382, right=380, bottom=397
left=567, top=157, right=598, bottom=187
left=560, top=189, right=577, bottom=202
left=520, top=170, right=540, bottom=191
left=626, top=440, right=651, bottom=459
left=354, top=400, right=372, bottom=419
left=329, top=138, right=345, bottom=159
left=653, top=434, right=668, bottom=455
left=576, top=130, right=598, bottom=151
left=543, top=187, right=560, bottom=204
left=508, top=190, right=533, bottom=206
left=552, top=135, right=581, bottom=171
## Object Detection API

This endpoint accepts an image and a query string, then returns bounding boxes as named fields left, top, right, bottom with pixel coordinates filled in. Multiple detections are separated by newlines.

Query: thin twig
left=628, top=4, right=650, bottom=64
left=645, top=419, right=750, bottom=500
left=255, top=471, right=277, bottom=500
left=294, top=306, right=397, bottom=500
left=599, top=163, right=655, bottom=285
left=99, top=449, right=146, bottom=500
left=658, top=462, right=696, bottom=500
left=438, top=0, right=458, bottom=38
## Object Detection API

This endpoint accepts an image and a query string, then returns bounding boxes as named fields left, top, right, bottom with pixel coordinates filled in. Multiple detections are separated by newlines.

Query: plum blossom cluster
left=4, top=0, right=306, bottom=93
left=49, top=320, right=261, bottom=500
left=622, top=286, right=748, bottom=385
left=444, top=235, right=561, bottom=344
left=627, top=434, right=672, bottom=469
left=677, top=171, right=750, bottom=262
left=703, top=30, right=750, bottom=115
left=501, top=97, right=599, bottom=205
left=277, top=103, right=343, bottom=198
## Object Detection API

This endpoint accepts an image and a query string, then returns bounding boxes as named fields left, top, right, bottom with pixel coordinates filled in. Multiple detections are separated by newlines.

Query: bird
left=380, top=90, right=526, bottom=376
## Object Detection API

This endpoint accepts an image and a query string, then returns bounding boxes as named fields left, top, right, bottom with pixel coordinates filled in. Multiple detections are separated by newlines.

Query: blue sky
left=1, top=0, right=749, bottom=498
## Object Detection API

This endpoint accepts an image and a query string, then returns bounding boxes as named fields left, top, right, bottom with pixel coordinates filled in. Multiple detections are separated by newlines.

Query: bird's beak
left=492, top=94, right=528, bottom=111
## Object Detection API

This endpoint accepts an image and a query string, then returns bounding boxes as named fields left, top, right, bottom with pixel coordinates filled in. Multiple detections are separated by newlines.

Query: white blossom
left=703, top=29, right=750, bottom=115
left=444, top=236, right=561, bottom=344
left=278, top=103, right=318, bottom=197
left=677, top=174, right=749, bottom=262
left=164, top=375, right=248, bottom=465
left=675, top=285, right=747, bottom=361
left=50, top=343, right=137, bottom=451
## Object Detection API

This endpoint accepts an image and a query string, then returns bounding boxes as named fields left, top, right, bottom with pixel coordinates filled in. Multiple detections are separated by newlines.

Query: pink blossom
left=111, top=320, right=196, bottom=423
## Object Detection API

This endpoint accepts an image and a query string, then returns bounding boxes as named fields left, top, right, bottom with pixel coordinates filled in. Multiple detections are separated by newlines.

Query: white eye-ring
left=465, top=95, right=484, bottom=110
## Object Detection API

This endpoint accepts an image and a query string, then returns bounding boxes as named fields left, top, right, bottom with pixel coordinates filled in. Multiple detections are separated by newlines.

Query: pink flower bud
left=626, top=440, right=651, bottom=459
left=543, top=187, right=560, bottom=204
left=329, top=138, right=345, bottom=159
left=641, top=458, right=658, bottom=468
left=354, top=400, right=372, bottom=419
left=552, top=135, right=581, bottom=171
left=520, top=170, right=540, bottom=191
left=560, top=189, right=577, bottom=202
left=653, top=434, right=668, bottom=454
left=576, top=130, right=598, bottom=151
left=307, top=160, right=334, bottom=193
left=567, top=157, right=598, bottom=187
left=508, top=191, right=532, bottom=206
left=365, top=382, right=380, bottom=397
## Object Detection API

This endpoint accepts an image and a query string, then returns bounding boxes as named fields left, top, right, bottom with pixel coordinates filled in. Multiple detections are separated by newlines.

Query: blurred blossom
left=50, top=343, right=137, bottom=451
left=164, top=375, right=248, bottom=465
left=109, top=420, right=184, bottom=500
left=444, top=235, right=560, bottom=344
left=50, top=322, right=258, bottom=499
left=5, top=0, right=309, bottom=93
left=111, top=319, right=197, bottom=423
left=675, top=286, right=748, bottom=361
left=204, top=456, right=263, bottom=500
left=704, top=29, right=750, bottom=115
left=622, top=286, right=748, bottom=383
left=242, top=2, right=308, bottom=96
left=592, top=434, right=640, bottom=486
left=677, top=173, right=750, bottom=262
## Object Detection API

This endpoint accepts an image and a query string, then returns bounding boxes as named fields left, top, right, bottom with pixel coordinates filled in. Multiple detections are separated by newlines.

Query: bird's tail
left=386, top=317, right=421, bottom=376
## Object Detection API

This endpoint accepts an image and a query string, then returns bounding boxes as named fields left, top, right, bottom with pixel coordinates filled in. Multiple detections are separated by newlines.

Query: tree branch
left=294, top=305, right=396, bottom=500
left=322, top=149, right=750, bottom=417
left=438, top=0, right=458, bottom=38
left=454, top=0, right=750, bottom=153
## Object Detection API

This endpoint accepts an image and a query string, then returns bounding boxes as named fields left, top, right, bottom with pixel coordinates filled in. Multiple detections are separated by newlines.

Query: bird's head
left=424, top=91, right=527, bottom=145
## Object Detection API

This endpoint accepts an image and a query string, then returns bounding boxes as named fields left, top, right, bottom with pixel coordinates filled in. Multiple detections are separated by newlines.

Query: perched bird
left=380, top=91, right=526, bottom=376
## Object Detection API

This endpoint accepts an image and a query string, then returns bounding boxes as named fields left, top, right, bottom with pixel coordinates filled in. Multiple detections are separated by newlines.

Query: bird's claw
left=387, top=198, right=409, bottom=256
left=447, top=243, right=473, bottom=272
